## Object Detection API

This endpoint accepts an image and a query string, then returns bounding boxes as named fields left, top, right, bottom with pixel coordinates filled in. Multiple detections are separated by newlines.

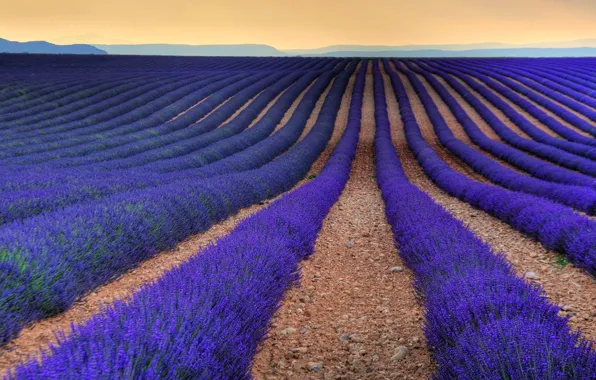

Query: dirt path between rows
left=0, top=72, right=332, bottom=376
left=382, top=66, right=596, bottom=344
left=253, top=64, right=432, bottom=380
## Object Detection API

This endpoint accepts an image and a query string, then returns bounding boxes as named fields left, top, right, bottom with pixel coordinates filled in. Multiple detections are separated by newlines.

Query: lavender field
left=0, top=54, right=595, bottom=379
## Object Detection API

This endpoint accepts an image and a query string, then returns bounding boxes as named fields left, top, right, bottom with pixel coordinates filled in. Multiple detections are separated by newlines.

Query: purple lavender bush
left=372, top=60, right=596, bottom=379
left=9, top=60, right=367, bottom=380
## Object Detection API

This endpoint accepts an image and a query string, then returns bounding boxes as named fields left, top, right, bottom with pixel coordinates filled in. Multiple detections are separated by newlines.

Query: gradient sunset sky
left=2, top=0, right=596, bottom=48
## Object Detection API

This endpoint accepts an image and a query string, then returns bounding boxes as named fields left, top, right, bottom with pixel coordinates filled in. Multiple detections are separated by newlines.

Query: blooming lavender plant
left=0, top=60, right=358, bottom=345
left=10, top=60, right=367, bottom=380
left=373, top=60, right=596, bottom=379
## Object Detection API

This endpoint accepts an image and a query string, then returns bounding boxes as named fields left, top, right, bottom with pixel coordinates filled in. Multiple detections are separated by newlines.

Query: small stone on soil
left=290, top=347, right=308, bottom=354
left=391, top=266, right=404, bottom=273
left=308, top=362, right=323, bottom=371
left=345, top=240, right=355, bottom=248
left=280, top=328, right=296, bottom=336
left=392, top=346, right=409, bottom=361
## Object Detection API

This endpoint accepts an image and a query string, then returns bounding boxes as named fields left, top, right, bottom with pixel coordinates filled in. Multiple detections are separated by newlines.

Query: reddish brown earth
left=465, top=73, right=593, bottom=139
left=0, top=73, right=330, bottom=376
left=497, top=73, right=595, bottom=132
left=383, top=64, right=596, bottom=344
left=253, top=64, right=432, bottom=380
left=2, top=62, right=596, bottom=380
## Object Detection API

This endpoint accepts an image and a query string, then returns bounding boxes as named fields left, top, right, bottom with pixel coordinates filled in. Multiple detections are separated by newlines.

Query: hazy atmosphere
left=2, top=0, right=596, bottom=48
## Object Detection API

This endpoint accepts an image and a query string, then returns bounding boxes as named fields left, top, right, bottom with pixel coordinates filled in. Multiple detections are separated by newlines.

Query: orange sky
left=1, top=0, right=595, bottom=49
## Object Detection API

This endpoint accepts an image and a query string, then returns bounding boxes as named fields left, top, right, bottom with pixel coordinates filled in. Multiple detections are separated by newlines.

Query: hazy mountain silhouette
left=94, top=39, right=596, bottom=57
left=5, top=36, right=594, bottom=57
left=307, top=47, right=596, bottom=58
left=0, top=38, right=106, bottom=54
left=285, top=43, right=511, bottom=55
left=94, top=44, right=285, bottom=56
left=285, top=39, right=596, bottom=55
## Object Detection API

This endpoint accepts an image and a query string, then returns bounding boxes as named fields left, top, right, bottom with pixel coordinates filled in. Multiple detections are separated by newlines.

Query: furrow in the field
left=0, top=199, right=270, bottom=376
left=388, top=66, right=491, bottom=185
left=500, top=71, right=595, bottom=127
left=166, top=88, right=215, bottom=122
left=0, top=74, right=141, bottom=114
left=0, top=74, right=160, bottom=127
left=0, top=74, right=229, bottom=155
left=400, top=63, right=531, bottom=177
left=401, top=61, right=596, bottom=195
left=253, top=63, right=432, bottom=380
left=477, top=70, right=595, bottom=138
left=382, top=65, right=596, bottom=344
left=0, top=61, right=355, bottom=351
left=445, top=62, right=596, bottom=140
left=295, top=81, right=334, bottom=140
left=424, top=62, right=596, bottom=168
left=275, top=77, right=322, bottom=135
left=407, top=61, right=534, bottom=140
left=0, top=72, right=333, bottom=372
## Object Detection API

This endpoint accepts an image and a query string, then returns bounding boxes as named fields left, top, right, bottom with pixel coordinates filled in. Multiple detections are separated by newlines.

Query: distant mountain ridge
left=93, top=39, right=596, bottom=57
left=284, top=39, right=596, bottom=55
left=0, top=38, right=106, bottom=55
left=2, top=36, right=596, bottom=57
left=94, top=44, right=286, bottom=56
left=304, top=47, right=596, bottom=58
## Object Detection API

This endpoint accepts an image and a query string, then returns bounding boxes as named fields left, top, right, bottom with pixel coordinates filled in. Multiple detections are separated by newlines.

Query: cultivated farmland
left=0, top=54, right=595, bottom=379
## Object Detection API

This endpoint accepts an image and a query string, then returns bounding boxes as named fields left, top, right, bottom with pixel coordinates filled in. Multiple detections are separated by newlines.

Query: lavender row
left=0, top=74, right=224, bottom=149
left=0, top=68, right=317, bottom=194
left=446, top=60, right=596, bottom=138
left=52, top=72, right=294, bottom=168
left=8, top=59, right=365, bottom=380
left=476, top=59, right=596, bottom=106
left=0, top=73, right=142, bottom=111
left=405, top=62, right=596, bottom=190
left=0, top=66, right=337, bottom=225
left=373, top=61, right=596, bottom=379
left=28, top=58, right=337, bottom=169
left=393, top=62, right=596, bottom=213
left=424, top=61, right=596, bottom=171
left=383, top=60, right=596, bottom=275
left=0, top=60, right=357, bottom=346
left=0, top=71, right=311, bottom=224
left=9, top=73, right=269, bottom=166
left=1, top=61, right=335, bottom=160
left=471, top=59, right=596, bottom=117
left=0, top=74, right=247, bottom=163
left=0, top=73, right=163, bottom=124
